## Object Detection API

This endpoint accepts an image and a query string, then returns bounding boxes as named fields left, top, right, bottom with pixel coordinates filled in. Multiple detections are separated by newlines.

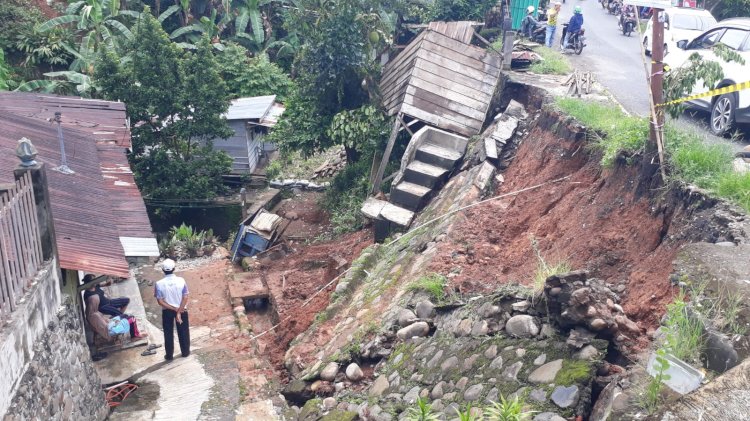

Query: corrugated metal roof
left=0, top=92, right=156, bottom=278
left=225, top=95, right=276, bottom=121
left=120, top=237, right=160, bottom=257
left=258, top=103, right=286, bottom=127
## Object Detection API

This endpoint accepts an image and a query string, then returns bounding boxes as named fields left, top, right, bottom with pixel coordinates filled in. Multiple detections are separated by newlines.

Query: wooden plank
left=405, top=93, right=483, bottom=132
left=0, top=193, right=20, bottom=307
left=416, top=49, right=497, bottom=85
left=381, top=32, right=425, bottom=86
left=21, top=174, right=42, bottom=269
left=405, top=85, right=487, bottom=123
left=15, top=178, right=36, bottom=283
left=12, top=180, right=33, bottom=287
left=5, top=191, right=27, bottom=287
left=409, top=67, right=492, bottom=104
left=380, top=47, right=419, bottom=99
left=0, top=222, right=11, bottom=314
left=371, top=118, right=402, bottom=195
left=424, top=31, right=502, bottom=73
left=382, top=71, right=414, bottom=111
left=400, top=103, right=475, bottom=137
left=413, top=59, right=496, bottom=93
left=408, top=75, right=487, bottom=111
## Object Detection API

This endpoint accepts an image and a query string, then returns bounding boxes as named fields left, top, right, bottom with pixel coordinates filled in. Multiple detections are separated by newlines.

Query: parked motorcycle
left=530, top=23, right=547, bottom=44
left=560, top=23, right=586, bottom=55
left=619, top=8, right=637, bottom=36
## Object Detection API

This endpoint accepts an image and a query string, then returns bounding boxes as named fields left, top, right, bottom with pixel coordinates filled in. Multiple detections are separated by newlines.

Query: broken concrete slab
left=391, top=181, right=432, bottom=211
left=473, top=161, right=496, bottom=191
left=484, top=137, right=498, bottom=162
left=380, top=203, right=415, bottom=227
left=504, top=99, right=528, bottom=120
left=491, top=116, right=519, bottom=144
left=229, top=273, right=269, bottom=306
left=361, top=197, right=389, bottom=220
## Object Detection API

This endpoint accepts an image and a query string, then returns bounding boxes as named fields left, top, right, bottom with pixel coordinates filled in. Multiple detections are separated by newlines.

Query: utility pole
left=650, top=9, right=665, bottom=151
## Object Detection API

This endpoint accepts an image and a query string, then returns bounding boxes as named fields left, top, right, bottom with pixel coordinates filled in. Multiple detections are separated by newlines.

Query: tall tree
left=95, top=10, right=234, bottom=201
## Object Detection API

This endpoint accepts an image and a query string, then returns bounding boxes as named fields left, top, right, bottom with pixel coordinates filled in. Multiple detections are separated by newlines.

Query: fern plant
left=485, top=395, right=531, bottom=421
left=404, top=398, right=440, bottom=421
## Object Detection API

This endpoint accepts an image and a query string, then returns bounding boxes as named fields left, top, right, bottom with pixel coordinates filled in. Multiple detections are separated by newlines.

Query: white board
left=624, top=0, right=671, bottom=8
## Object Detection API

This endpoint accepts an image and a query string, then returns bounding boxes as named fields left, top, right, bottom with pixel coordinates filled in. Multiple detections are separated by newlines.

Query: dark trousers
left=162, top=309, right=190, bottom=358
left=100, top=297, right=130, bottom=317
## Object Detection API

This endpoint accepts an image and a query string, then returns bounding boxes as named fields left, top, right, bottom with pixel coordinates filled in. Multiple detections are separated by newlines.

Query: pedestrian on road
left=546, top=2, right=562, bottom=48
left=154, top=259, right=190, bottom=360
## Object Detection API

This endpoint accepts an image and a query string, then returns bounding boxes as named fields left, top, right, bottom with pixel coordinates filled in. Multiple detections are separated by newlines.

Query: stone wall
left=0, top=259, right=108, bottom=421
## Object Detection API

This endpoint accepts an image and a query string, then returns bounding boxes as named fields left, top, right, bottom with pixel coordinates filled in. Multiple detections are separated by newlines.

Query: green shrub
left=554, top=360, right=592, bottom=386
left=662, top=290, right=704, bottom=363
left=485, top=395, right=531, bottom=421
left=404, top=398, right=440, bottom=421
left=407, top=273, right=448, bottom=302
left=320, top=159, right=371, bottom=235
left=530, top=47, right=572, bottom=75
left=161, top=223, right=217, bottom=259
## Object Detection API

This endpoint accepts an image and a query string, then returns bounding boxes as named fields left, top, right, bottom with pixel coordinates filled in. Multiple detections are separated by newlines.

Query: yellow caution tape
left=658, top=80, right=750, bottom=107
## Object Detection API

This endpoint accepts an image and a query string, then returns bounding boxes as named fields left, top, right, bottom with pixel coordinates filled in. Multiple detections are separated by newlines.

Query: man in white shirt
left=154, top=259, right=190, bottom=360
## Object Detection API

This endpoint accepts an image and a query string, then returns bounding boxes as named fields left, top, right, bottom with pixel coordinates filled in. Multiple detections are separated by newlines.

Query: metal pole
left=53, top=111, right=74, bottom=174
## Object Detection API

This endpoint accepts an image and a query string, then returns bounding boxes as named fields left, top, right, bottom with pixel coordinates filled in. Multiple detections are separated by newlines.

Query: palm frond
left=37, top=15, right=80, bottom=33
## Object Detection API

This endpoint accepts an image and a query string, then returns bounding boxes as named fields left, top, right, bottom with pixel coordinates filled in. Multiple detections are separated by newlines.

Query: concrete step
left=391, top=181, right=432, bottom=211
left=415, top=143, right=464, bottom=169
left=380, top=203, right=415, bottom=227
left=404, top=160, right=449, bottom=188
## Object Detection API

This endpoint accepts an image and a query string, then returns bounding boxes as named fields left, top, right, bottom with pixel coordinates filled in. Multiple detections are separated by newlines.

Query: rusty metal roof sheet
left=380, top=28, right=502, bottom=137
left=0, top=92, right=156, bottom=277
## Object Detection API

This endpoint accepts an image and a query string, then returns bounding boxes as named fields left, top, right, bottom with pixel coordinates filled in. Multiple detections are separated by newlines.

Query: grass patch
left=554, top=359, right=592, bottom=386
left=530, top=235, right=572, bottom=292
left=407, top=273, right=448, bottom=302
left=555, top=98, right=649, bottom=166
left=662, top=290, right=704, bottom=363
left=484, top=395, right=531, bottom=420
left=530, top=46, right=572, bottom=75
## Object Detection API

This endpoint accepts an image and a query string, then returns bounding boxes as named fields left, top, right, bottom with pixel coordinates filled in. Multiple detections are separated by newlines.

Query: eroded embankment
left=278, top=83, right=750, bottom=420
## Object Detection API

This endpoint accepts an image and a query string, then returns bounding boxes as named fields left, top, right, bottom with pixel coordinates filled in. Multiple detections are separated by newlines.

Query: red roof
left=0, top=92, right=155, bottom=278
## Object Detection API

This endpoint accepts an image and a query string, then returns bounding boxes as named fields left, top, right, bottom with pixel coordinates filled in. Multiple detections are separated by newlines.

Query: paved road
left=554, top=0, right=748, bottom=150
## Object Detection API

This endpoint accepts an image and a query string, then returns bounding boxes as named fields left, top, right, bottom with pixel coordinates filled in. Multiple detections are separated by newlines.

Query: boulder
left=551, top=385, right=580, bottom=408
left=320, top=362, right=339, bottom=382
left=704, top=330, right=739, bottom=372
left=415, top=300, right=436, bottom=319
left=369, top=375, right=390, bottom=397
left=575, top=345, right=601, bottom=361
left=397, top=321, right=430, bottom=340
left=464, top=384, right=484, bottom=401
left=397, top=309, right=417, bottom=327
left=505, top=315, right=540, bottom=338
left=345, top=363, right=364, bottom=381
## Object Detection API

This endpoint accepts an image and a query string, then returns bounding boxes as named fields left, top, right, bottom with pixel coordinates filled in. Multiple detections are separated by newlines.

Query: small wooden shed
left=215, top=95, right=285, bottom=173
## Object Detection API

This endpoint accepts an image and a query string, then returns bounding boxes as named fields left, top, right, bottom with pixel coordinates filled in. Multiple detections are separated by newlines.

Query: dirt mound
left=428, top=111, right=730, bottom=340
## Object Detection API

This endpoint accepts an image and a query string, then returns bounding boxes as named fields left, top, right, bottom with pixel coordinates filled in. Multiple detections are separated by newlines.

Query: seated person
left=520, top=6, right=539, bottom=39
left=82, top=274, right=130, bottom=317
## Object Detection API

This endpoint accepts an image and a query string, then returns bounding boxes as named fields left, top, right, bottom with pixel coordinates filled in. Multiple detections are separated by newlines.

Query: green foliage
left=485, top=395, right=531, bottom=421
left=14, top=27, right=74, bottom=70
left=0, top=50, right=9, bottom=91
left=160, top=223, right=217, bottom=258
left=662, top=290, right=704, bottom=362
left=718, top=288, right=747, bottom=335
left=94, top=12, right=233, bottom=202
left=321, top=159, right=372, bottom=234
left=530, top=46, right=572, bottom=75
left=554, top=360, right=592, bottom=386
left=404, top=398, right=440, bottom=421
left=641, top=348, right=671, bottom=414
left=714, top=171, right=750, bottom=214
left=265, top=160, right=283, bottom=181
left=428, top=0, right=496, bottom=21
left=0, top=0, right=45, bottom=51
left=270, top=88, right=333, bottom=157
left=407, top=273, right=448, bottom=302
left=663, top=44, right=745, bottom=119
left=555, top=98, right=649, bottom=166
left=215, top=43, right=293, bottom=100
left=327, top=105, right=390, bottom=162
left=457, top=405, right=483, bottom=421
left=710, top=0, right=750, bottom=20
left=530, top=235, right=571, bottom=293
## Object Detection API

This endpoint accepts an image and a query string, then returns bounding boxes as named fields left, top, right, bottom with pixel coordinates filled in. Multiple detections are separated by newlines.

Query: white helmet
left=527, top=5, right=535, bottom=13
left=162, top=258, right=176, bottom=272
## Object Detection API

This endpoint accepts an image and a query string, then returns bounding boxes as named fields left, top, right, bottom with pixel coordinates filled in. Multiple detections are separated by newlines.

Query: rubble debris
left=312, top=148, right=347, bottom=179
left=563, top=70, right=594, bottom=97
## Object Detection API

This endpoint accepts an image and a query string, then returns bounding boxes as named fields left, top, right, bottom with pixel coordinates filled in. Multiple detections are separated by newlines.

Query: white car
left=666, top=18, right=750, bottom=136
left=643, top=7, right=717, bottom=56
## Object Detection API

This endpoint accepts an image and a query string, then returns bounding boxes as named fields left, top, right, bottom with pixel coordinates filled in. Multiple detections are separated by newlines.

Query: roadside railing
left=0, top=172, right=42, bottom=316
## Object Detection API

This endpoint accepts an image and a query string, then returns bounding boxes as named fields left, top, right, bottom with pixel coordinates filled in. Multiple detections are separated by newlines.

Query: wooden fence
left=0, top=172, right=43, bottom=316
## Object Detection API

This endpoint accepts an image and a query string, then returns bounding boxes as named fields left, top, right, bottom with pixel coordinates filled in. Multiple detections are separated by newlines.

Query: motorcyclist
left=520, top=5, right=539, bottom=39
left=619, top=4, right=636, bottom=29
left=563, top=6, right=584, bottom=50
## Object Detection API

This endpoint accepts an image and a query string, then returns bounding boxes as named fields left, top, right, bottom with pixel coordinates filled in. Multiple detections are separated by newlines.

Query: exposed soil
left=429, top=113, right=687, bottom=350
left=275, top=192, right=331, bottom=241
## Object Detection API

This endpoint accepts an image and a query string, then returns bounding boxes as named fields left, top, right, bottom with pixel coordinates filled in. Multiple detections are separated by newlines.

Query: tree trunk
left=344, top=144, right=359, bottom=163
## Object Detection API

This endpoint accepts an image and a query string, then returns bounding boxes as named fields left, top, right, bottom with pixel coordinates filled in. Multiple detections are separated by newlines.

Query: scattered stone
left=516, top=348, right=527, bottom=358
left=504, top=99, right=528, bottom=120
left=590, top=318, right=607, bottom=331
left=534, top=412, right=567, bottom=421
left=427, top=350, right=444, bottom=369
left=456, top=377, right=469, bottom=391
left=403, top=386, right=421, bottom=403
left=529, top=388, right=547, bottom=402
left=430, top=382, right=445, bottom=400
left=415, top=300, right=436, bottom=319
left=323, top=397, right=337, bottom=410
left=397, top=321, right=430, bottom=340
left=551, top=385, right=580, bottom=408
left=334, top=382, right=345, bottom=393
left=471, top=320, right=489, bottom=336
left=505, top=315, right=540, bottom=338
left=310, top=380, right=324, bottom=392
left=419, top=388, right=429, bottom=399
left=345, top=363, right=364, bottom=382
left=705, top=330, right=739, bottom=373
left=431, top=400, right=444, bottom=411
left=456, top=319, right=473, bottom=336
left=441, top=356, right=459, bottom=372
left=484, top=345, right=498, bottom=359
left=575, top=345, right=600, bottom=361
left=463, top=353, right=479, bottom=370
left=320, top=362, right=339, bottom=382
left=397, top=309, right=417, bottom=327
left=528, top=359, right=563, bottom=384
left=486, top=387, right=499, bottom=403
left=534, top=354, right=547, bottom=366
left=489, top=355, right=504, bottom=370
left=442, top=392, right=456, bottom=402
left=539, top=324, right=555, bottom=339
left=464, top=384, right=484, bottom=401
left=512, top=300, right=531, bottom=312
left=369, top=375, right=390, bottom=397
left=567, top=327, right=596, bottom=349
left=502, top=361, right=523, bottom=382
left=479, top=303, right=502, bottom=318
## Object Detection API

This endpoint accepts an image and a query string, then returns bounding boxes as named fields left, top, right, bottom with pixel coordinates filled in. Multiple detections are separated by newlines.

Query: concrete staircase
left=362, top=126, right=468, bottom=239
